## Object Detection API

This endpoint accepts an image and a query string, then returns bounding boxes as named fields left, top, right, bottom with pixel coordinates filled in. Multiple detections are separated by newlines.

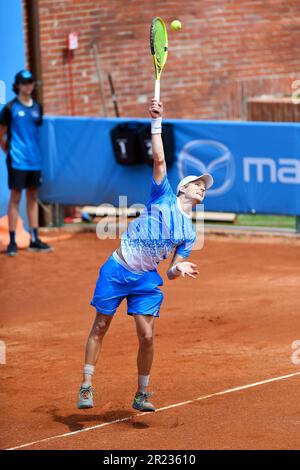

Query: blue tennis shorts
left=90, top=253, right=164, bottom=317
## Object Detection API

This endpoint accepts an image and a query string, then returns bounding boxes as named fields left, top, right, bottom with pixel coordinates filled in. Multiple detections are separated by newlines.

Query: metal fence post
left=51, top=204, right=64, bottom=227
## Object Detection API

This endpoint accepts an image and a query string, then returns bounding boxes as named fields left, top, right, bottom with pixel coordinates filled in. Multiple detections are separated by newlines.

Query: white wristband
left=151, top=117, right=162, bottom=134
left=170, top=264, right=180, bottom=277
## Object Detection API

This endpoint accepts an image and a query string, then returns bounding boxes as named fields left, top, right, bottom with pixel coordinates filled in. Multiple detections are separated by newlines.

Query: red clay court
left=1, top=231, right=300, bottom=450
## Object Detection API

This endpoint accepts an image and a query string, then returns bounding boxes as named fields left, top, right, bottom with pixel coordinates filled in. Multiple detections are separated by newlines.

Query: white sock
left=83, top=364, right=95, bottom=385
left=138, top=375, right=150, bottom=393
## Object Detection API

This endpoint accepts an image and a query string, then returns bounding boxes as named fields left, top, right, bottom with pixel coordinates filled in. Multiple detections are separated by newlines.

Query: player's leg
left=8, top=188, right=22, bottom=230
left=132, top=314, right=156, bottom=412
left=83, top=312, right=114, bottom=384
left=134, top=314, right=155, bottom=385
left=26, top=178, right=52, bottom=252
left=7, top=188, right=22, bottom=256
left=78, top=313, right=113, bottom=409
left=6, top=159, right=26, bottom=256
left=128, top=275, right=163, bottom=412
left=26, top=186, right=38, bottom=229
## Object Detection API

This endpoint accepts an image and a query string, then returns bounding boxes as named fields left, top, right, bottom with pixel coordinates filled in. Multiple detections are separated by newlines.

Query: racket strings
left=150, top=17, right=168, bottom=81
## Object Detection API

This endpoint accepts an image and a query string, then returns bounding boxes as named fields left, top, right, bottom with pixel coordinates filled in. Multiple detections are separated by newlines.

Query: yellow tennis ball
left=171, top=20, right=182, bottom=31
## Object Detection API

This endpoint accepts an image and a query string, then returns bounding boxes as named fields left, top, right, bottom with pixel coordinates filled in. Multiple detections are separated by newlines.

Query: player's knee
left=139, top=331, right=153, bottom=348
left=92, top=318, right=110, bottom=340
left=26, top=188, right=37, bottom=201
left=10, top=190, right=21, bottom=204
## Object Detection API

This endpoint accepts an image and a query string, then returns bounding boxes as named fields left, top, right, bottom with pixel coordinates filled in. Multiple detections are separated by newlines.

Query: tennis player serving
left=77, top=98, right=213, bottom=412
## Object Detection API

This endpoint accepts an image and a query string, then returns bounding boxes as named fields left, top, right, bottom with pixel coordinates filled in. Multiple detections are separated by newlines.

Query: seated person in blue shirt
left=77, top=97, right=214, bottom=413
left=0, top=70, right=52, bottom=256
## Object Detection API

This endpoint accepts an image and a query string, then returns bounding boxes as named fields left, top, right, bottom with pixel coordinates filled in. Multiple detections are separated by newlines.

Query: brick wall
left=23, top=0, right=300, bottom=119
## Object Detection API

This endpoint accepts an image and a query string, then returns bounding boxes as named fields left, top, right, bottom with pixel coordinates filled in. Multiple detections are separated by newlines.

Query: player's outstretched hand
left=176, top=262, right=199, bottom=279
left=149, top=98, right=163, bottom=118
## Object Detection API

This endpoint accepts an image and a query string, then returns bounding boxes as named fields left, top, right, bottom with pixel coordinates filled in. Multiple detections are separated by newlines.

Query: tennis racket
left=150, top=17, right=168, bottom=101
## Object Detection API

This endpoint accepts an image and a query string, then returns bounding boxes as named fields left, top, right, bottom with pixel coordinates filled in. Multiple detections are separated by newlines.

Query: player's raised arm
left=149, top=98, right=166, bottom=184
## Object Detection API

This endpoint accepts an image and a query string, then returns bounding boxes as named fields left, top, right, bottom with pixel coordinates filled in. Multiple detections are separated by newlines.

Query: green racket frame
left=150, top=17, right=168, bottom=101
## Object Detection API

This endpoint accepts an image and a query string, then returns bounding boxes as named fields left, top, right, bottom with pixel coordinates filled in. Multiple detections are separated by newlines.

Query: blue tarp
left=0, top=0, right=26, bottom=220
left=39, top=116, right=300, bottom=216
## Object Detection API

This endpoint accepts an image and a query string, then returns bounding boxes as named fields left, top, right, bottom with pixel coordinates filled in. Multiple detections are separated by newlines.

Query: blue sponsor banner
left=39, top=117, right=300, bottom=216
left=174, top=120, right=300, bottom=215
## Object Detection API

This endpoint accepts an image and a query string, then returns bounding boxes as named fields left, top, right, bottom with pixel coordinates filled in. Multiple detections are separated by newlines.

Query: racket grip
left=154, top=80, right=160, bottom=101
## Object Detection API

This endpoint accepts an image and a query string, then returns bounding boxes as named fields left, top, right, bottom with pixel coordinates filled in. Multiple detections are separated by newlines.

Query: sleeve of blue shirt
left=175, top=232, right=197, bottom=258
left=149, top=175, right=174, bottom=204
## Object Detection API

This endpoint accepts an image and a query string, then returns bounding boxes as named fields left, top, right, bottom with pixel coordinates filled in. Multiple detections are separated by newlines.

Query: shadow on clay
left=33, top=406, right=151, bottom=433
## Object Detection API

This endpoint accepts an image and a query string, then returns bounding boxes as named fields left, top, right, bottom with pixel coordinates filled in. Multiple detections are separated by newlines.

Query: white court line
left=7, top=370, right=300, bottom=450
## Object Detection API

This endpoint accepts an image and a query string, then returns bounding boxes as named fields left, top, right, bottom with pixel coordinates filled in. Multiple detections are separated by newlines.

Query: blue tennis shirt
left=0, top=98, right=43, bottom=170
left=121, top=175, right=197, bottom=273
